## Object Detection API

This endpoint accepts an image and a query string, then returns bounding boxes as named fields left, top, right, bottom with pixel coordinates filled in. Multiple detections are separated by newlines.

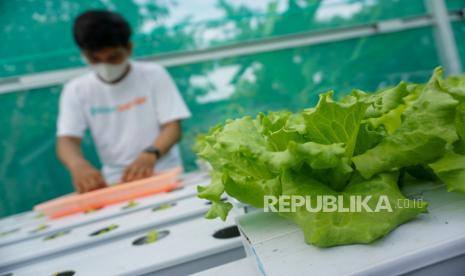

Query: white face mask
left=90, top=60, right=129, bottom=83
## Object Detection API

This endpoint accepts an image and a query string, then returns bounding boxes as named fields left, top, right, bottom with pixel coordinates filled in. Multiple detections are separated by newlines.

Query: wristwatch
left=144, top=146, right=162, bottom=159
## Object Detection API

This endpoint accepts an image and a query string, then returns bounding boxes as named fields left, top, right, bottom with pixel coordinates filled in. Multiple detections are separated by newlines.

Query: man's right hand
left=70, top=161, right=106, bottom=194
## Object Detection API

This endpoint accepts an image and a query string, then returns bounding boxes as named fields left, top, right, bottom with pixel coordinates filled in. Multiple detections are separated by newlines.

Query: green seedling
left=35, top=212, right=45, bottom=219
left=146, top=230, right=158, bottom=244
left=122, top=200, right=139, bottom=210
left=84, top=207, right=103, bottom=214
left=0, top=228, right=20, bottom=238
left=152, top=203, right=175, bottom=212
left=51, top=270, right=75, bottom=276
left=44, top=230, right=70, bottom=241
left=132, top=229, right=169, bottom=246
left=30, top=223, right=49, bottom=234
left=90, top=224, right=118, bottom=237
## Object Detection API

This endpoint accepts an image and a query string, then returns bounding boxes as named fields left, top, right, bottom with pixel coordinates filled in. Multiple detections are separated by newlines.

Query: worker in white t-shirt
left=56, top=10, right=191, bottom=193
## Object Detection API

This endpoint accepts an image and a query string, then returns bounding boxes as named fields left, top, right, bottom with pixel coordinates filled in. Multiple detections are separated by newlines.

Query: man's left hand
left=122, top=153, right=157, bottom=182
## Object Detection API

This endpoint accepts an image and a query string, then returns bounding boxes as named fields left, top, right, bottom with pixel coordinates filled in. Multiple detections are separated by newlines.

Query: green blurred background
left=1, top=0, right=465, bottom=217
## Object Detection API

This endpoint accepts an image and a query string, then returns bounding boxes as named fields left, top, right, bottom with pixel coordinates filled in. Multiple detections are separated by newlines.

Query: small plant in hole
left=84, top=206, right=104, bottom=214
left=213, top=225, right=240, bottom=239
left=122, top=200, right=139, bottom=210
left=89, top=224, right=118, bottom=237
left=44, top=230, right=71, bottom=241
left=30, top=224, right=49, bottom=234
left=51, top=270, right=75, bottom=276
left=152, top=202, right=176, bottom=212
left=0, top=228, right=20, bottom=238
left=132, top=230, right=170, bottom=246
left=35, top=212, right=45, bottom=219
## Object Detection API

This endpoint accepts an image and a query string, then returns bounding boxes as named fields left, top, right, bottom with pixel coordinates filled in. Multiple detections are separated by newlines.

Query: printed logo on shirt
left=90, top=96, right=147, bottom=116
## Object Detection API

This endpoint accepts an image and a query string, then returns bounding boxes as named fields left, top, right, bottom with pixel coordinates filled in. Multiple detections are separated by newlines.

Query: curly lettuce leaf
left=196, top=116, right=281, bottom=217
left=353, top=69, right=459, bottom=178
left=281, top=170, right=427, bottom=247
left=302, top=91, right=369, bottom=158
left=353, top=123, right=386, bottom=156
left=195, top=67, right=465, bottom=248
left=429, top=151, right=465, bottom=193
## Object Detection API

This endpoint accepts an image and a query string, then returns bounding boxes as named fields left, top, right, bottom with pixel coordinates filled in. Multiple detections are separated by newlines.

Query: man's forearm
left=152, top=121, right=182, bottom=156
left=57, top=136, right=88, bottom=169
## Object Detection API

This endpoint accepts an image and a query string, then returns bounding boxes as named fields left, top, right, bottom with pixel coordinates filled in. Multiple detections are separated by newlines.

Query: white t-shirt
left=57, top=61, right=191, bottom=184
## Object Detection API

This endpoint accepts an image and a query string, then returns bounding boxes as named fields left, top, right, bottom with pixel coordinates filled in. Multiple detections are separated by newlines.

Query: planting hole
left=132, top=230, right=170, bottom=246
left=44, top=230, right=71, bottom=241
left=89, top=224, right=118, bottom=237
left=213, top=225, right=240, bottom=239
left=121, top=200, right=139, bottom=210
left=84, top=207, right=104, bottom=214
left=0, top=228, right=20, bottom=238
left=35, top=213, right=45, bottom=219
left=30, top=224, right=49, bottom=234
left=152, top=202, right=176, bottom=212
left=51, top=271, right=75, bottom=276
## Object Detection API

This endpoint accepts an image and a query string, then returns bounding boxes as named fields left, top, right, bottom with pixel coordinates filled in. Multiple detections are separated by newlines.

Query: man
left=57, top=10, right=191, bottom=193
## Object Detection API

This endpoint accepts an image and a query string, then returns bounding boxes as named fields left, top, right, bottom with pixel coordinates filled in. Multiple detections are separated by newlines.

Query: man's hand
left=70, top=161, right=107, bottom=194
left=57, top=136, right=107, bottom=194
left=122, top=153, right=156, bottom=183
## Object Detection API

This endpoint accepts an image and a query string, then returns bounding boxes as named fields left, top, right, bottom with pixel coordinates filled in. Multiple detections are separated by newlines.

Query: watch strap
left=144, top=146, right=161, bottom=159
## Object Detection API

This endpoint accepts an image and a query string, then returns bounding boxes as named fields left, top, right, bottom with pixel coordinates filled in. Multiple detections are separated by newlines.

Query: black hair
left=73, top=10, right=132, bottom=51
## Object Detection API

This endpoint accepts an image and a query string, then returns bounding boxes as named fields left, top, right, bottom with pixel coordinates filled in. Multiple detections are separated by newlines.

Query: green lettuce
left=281, top=170, right=427, bottom=247
left=195, top=67, right=465, bottom=247
left=353, top=68, right=458, bottom=178
left=429, top=151, right=465, bottom=193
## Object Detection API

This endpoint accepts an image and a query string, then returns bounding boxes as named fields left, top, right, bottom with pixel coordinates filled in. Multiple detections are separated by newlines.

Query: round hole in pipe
left=0, top=228, right=20, bottom=238
left=132, top=230, right=170, bottom=246
left=89, top=224, right=119, bottom=237
left=152, top=202, right=176, bottom=212
left=43, top=230, right=71, bottom=241
left=29, top=224, right=49, bottom=234
left=83, top=206, right=104, bottom=214
left=51, top=271, right=75, bottom=276
left=121, top=200, right=139, bottom=210
left=213, top=225, right=240, bottom=239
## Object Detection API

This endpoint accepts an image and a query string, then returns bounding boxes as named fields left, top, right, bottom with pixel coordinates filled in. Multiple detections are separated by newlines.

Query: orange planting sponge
left=34, top=167, right=182, bottom=219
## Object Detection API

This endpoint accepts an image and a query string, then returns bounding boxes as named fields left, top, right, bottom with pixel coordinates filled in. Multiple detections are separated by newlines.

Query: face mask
left=90, top=60, right=129, bottom=83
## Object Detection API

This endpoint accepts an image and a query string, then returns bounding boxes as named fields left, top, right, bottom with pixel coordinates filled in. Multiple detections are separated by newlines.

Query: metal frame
left=0, top=8, right=464, bottom=95
left=426, top=0, right=463, bottom=75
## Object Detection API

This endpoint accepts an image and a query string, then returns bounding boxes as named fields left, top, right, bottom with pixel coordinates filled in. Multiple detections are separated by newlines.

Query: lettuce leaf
left=429, top=151, right=465, bottom=193
left=195, top=67, right=465, bottom=247
left=302, top=91, right=369, bottom=159
left=353, top=69, right=459, bottom=178
left=281, top=170, right=427, bottom=247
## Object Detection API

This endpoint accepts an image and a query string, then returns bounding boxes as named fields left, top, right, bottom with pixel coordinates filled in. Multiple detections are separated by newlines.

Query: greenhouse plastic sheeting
left=0, top=0, right=427, bottom=78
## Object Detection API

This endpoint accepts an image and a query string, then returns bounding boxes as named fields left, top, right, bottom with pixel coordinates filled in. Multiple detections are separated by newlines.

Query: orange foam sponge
left=34, top=167, right=182, bottom=219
